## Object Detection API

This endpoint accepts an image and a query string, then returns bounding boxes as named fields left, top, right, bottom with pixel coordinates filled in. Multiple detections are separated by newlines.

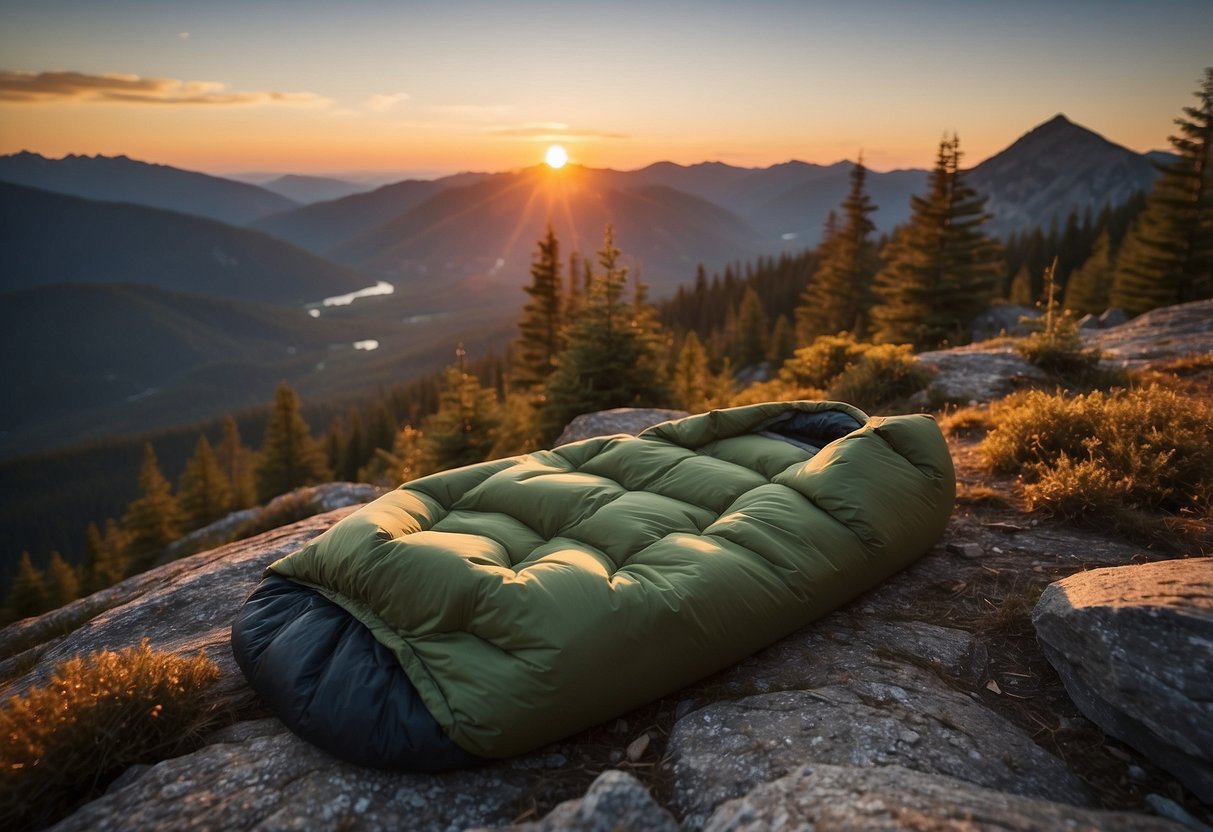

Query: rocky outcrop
left=554, top=408, right=689, bottom=445
left=1088, top=299, right=1213, bottom=368
left=1033, top=558, right=1213, bottom=803
left=701, top=763, right=1184, bottom=832
left=915, top=344, right=1049, bottom=403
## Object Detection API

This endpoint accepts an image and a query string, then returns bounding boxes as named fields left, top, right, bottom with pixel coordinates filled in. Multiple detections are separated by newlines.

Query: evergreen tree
left=3, top=552, right=48, bottom=621
left=512, top=225, right=565, bottom=392
left=340, top=413, right=367, bottom=482
left=361, top=424, right=430, bottom=486
left=177, top=435, right=232, bottom=529
left=795, top=157, right=879, bottom=340
left=767, top=314, right=796, bottom=365
left=425, top=347, right=502, bottom=471
left=870, top=135, right=1003, bottom=349
left=217, top=416, right=256, bottom=510
left=255, top=382, right=331, bottom=503
left=84, top=519, right=131, bottom=593
left=1112, top=68, right=1213, bottom=316
left=44, top=551, right=80, bottom=609
left=1064, top=228, right=1114, bottom=315
left=1008, top=263, right=1034, bottom=306
left=540, top=227, right=672, bottom=440
left=122, top=443, right=185, bottom=564
left=734, top=287, right=770, bottom=368
left=672, top=331, right=711, bottom=412
left=796, top=210, right=840, bottom=344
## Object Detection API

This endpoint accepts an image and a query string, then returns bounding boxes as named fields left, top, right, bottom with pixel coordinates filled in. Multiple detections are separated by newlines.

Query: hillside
left=256, top=174, right=371, bottom=204
left=0, top=151, right=296, bottom=225
left=249, top=172, right=489, bottom=254
left=0, top=182, right=370, bottom=304
left=331, top=166, right=766, bottom=300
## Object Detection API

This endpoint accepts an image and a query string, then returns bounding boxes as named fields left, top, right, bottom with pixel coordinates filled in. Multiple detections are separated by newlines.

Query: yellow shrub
left=0, top=640, right=221, bottom=831
left=981, top=386, right=1213, bottom=544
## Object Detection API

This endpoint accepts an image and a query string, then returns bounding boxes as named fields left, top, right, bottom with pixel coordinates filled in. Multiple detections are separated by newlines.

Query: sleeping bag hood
left=232, top=400, right=955, bottom=770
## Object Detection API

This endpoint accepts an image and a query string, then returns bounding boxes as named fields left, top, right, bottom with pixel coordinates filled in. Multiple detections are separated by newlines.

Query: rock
left=50, top=718, right=530, bottom=832
left=554, top=408, right=690, bottom=446
left=667, top=672, right=1089, bottom=828
left=1090, top=299, right=1213, bottom=368
left=971, top=303, right=1040, bottom=342
left=1033, top=557, right=1213, bottom=804
left=701, top=764, right=1185, bottom=832
left=946, top=541, right=983, bottom=559
left=1146, top=794, right=1213, bottom=832
left=1099, top=307, right=1129, bottom=328
left=478, top=770, right=678, bottom=832
left=916, top=344, right=1049, bottom=403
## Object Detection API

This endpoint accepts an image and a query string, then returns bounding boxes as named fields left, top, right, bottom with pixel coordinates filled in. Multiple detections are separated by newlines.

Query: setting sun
left=545, top=145, right=568, bottom=169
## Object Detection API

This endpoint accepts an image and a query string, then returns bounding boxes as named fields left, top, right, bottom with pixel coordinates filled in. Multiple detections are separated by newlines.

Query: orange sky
left=2, top=2, right=1210, bottom=177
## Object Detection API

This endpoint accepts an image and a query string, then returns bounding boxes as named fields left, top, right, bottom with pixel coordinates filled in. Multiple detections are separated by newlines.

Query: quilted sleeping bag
left=232, top=400, right=954, bottom=770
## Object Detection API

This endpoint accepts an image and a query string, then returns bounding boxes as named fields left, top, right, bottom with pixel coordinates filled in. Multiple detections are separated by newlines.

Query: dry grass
left=980, top=386, right=1213, bottom=549
left=0, top=640, right=223, bottom=831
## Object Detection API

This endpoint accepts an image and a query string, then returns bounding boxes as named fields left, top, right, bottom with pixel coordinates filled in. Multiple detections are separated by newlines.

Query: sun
left=545, top=144, right=568, bottom=169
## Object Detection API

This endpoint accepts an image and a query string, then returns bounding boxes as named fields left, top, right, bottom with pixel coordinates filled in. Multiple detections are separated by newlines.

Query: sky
left=1, top=0, right=1210, bottom=178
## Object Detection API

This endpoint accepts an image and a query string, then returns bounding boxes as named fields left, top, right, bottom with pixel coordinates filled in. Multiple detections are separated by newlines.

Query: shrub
left=763, top=334, right=933, bottom=412
left=0, top=640, right=221, bottom=830
left=826, top=343, right=934, bottom=413
left=981, top=386, right=1213, bottom=546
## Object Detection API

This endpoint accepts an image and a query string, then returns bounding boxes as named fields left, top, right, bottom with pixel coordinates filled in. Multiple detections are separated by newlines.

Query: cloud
left=365, top=92, right=410, bottom=112
left=0, top=70, right=330, bottom=107
left=178, top=32, right=190, bottom=39
left=489, top=122, right=629, bottom=140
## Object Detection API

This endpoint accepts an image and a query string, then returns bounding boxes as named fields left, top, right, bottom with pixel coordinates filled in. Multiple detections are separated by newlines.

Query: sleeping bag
left=232, top=400, right=954, bottom=770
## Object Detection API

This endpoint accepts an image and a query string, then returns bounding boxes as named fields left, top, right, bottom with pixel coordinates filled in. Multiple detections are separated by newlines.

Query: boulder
left=1033, top=557, right=1213, bottom=804
left=1089, top=299, right=1213, bottom=368
left=701, top=764, right=1185, bottom=832
left=915, top=344, right=1049, bottom=403
left=971, top=303, right=1040, bottom=342
left=553, top=408, right=689, bottom=446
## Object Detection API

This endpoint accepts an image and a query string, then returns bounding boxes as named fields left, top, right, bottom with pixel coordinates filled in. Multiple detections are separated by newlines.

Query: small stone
left=626, top=733, right=651, bottom=762
left=946, top=542, right=983, bottom=559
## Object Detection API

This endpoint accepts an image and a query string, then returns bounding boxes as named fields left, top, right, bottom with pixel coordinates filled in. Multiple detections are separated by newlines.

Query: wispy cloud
left=489, top=122, right=629, bottom=140
left=365, top=92, right=410, bottom=112
left=0, top=70, right=330, bottom=107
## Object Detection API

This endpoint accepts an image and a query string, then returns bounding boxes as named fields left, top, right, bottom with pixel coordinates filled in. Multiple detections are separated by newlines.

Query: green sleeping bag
left=232, top=400, right=955, bottom=768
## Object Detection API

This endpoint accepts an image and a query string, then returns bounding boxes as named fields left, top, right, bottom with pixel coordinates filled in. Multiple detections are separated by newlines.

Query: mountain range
left=0, top=113, right=1167, bottom=457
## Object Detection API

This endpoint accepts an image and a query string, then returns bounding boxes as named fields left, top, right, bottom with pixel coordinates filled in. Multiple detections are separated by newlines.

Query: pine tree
left=217, top=416, right=256, bottom=510
left=512, top=226, right=565, bottom=392
left=3, top=552, right=48, bottom=621
left=122, top=443, right=185, bottom=564
left=1112, top=68, right=1213, bottom=316
left=425, top=347, right=502, bottom=470
left=540, top=227, right=672, bottom=440
left=44, top=551, right=79, bottom=609
left=767, top=314, right=796, bottom=365
left=796, top=210, right=840, bottom=344
left=1064, top=228, right=1114, bottom=315
left=1008, top=264, right=1034, bottom=306
left=361, top=424, right=430, bottom=486
left=84, top=519, right=132, bottom=593
left=672, top=331, right=711, bottom=412
left=870, top=135, right=1003, bottom=349
left=795, top=157, right=879, bottom=340
left=734, top=287, right=769, bottom=368
left=255, top=382, right=331, bottom=503
left=177, top=435, right=233, bottom=529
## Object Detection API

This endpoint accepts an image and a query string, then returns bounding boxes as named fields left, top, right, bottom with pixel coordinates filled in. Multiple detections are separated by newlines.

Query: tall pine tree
left=3, top=552, right=48, bottom=622
left=122, top=443, right=185, bottom=565
left=870, top=135, right=1003, bottom=349
left=512, top=225, right=565, bottom=392
left=540, top=227, right=671, bottom=441
left=255, top=381, right=331, bottom=502
left=1064, top=228, right=1114, bottom=315
left=1111, top=68, right=1213, bottom=316
left=217, top=416, right=256, bottom=510
left=177, top=435, right=233, bottom=529
left=425, top=347, right=502, bottom=471
left=795, top=156, right=879, bottom=341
